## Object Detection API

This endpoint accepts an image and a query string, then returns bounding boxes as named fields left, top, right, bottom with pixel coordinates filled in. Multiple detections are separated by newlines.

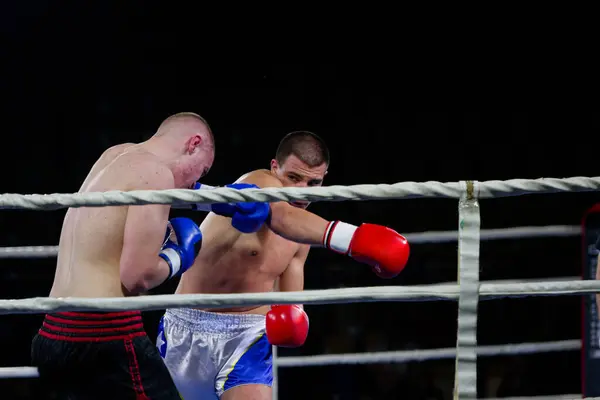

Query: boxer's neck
left=141, top=137, right=187, bottom=186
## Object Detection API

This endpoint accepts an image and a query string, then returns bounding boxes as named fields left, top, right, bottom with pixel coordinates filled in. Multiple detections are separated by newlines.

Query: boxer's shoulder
left=106, top=145, right=165, bottom=174
left=235, top=169, right=282, bottom=189
left=83, top=143, right=139, bottom=190
left=101, top=142, right=137, bottom=160
left=107, top=149, right=174, bottom=191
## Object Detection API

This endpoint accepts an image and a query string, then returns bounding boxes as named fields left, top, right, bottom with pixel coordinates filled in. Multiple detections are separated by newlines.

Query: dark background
left=1, top=3, right=599, bottom=399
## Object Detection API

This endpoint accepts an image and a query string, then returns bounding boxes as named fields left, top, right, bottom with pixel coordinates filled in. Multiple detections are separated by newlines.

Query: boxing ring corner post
left=453, top=181, right=481, bottom=400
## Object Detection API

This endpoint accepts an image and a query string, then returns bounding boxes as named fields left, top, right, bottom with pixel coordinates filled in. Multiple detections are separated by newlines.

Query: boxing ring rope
left=1, top=176, right=599, bottom=210
left=3, top=279, right=600, bottom=314
left=0, top=176, right=599, bottom=400
left=276, top=339, right=583, bottom=367
left=0, top=339, right=583, bottom=376
left=0, top=225, right=581, bottom=258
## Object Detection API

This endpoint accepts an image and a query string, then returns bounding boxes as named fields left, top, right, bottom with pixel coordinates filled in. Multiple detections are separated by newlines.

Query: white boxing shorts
left=156, top=308, right=272, bottom=399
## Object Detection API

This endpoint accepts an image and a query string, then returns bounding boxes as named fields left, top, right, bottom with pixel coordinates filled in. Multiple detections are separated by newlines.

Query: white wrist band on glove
left=324, top=221, right=357, bottom=254
left=160, top=248, right=182, bottom=278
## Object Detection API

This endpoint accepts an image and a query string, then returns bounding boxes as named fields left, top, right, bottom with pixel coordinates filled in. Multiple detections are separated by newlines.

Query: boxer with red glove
left=156, top=132, right=412, bottom=400
left=266, top=305, right=309, bottom=347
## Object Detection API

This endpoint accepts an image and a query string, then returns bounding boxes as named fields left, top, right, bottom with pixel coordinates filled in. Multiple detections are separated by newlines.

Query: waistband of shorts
left=38, top=311, right=146, bottom=342
left=165, top=308, right=265, bottom=333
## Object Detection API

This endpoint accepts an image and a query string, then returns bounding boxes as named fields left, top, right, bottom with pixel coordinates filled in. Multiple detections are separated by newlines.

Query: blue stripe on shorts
left=223, top=333, right=273, bottom=391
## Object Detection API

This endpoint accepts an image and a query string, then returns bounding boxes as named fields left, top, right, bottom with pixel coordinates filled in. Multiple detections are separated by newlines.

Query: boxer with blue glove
left=32, top=112, right=215, bottom=399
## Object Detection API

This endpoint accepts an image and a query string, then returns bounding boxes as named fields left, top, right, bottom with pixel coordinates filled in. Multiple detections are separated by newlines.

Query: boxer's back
left=50, top=143, right=158, bottom=298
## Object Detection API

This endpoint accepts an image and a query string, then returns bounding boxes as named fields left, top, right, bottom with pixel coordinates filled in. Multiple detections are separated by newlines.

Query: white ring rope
left=276, top=339, right=582, bottom=367
left=0, top=225, right=581, bottom=259
left=0, top=367, right=39, bottom=379
left=0, top=339, right=581, bottom=379
left=405, top=225, right=581, bottom=243
left=0, top=279, right=599, bottom=314
left=1, top=176, right=599, bottom=210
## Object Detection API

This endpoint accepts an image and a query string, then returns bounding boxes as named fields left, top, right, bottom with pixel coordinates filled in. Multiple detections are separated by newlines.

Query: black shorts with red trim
left=31, top=311, right=181, bottom=400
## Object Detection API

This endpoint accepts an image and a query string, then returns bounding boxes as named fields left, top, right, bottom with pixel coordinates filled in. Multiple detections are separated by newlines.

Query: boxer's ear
left=270, top=159, right=278, bottom=173
left=187, top=135, right=202, bottom=154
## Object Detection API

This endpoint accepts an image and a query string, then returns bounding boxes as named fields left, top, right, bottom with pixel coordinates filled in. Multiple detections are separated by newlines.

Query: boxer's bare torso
left=177, top=169, right=310, bottom=315
left=49, top=143, right=173, bottom=298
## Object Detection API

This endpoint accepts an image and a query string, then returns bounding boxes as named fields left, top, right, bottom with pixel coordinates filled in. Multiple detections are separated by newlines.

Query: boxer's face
left=270, top=154, right=328, bottom=209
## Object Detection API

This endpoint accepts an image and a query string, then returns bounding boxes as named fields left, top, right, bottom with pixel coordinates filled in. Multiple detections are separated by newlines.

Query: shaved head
left=147, top=112, right=216, bottom=188
left=156, top=112, right=214, bottom=150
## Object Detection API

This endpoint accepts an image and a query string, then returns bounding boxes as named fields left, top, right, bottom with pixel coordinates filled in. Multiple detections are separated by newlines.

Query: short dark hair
left=275, top=131, right=329, bottom=167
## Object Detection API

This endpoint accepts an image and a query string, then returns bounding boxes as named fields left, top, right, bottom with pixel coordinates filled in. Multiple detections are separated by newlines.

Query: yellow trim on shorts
left=221, top=333, right=265, bottom=391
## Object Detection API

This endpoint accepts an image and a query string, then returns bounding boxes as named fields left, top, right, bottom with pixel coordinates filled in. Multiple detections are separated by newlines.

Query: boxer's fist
left=210, top=183, right=271, bottom=234
left=323, top=222, right=409, bottom=278
left=159, top=218, right=202, bottom=279
left=266, top=305, right=309, bottom=348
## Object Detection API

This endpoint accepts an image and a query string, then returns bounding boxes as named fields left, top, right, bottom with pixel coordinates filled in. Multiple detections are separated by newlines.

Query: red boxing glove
left=323, top=221, right=410, bottom=278
left=266, top=305, right=309, bottom=348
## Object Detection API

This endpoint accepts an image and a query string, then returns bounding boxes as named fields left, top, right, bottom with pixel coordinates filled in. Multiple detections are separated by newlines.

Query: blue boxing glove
left=203, top=182, right=256, bottom=216
left=190, top=182, right=270, bottom=234
left=211, top=183, right=271, bottom=234
left=159, top=217, right=203, bottom=280
left=229, top=200, right=271, bottom=234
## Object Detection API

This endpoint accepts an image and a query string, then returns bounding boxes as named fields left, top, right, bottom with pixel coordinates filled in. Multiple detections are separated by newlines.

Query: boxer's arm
left=267, top=245, right=310, bottom=347
left=120, top=164, right=174, bottom=294
left=237, top=171, right=329, bottom=246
